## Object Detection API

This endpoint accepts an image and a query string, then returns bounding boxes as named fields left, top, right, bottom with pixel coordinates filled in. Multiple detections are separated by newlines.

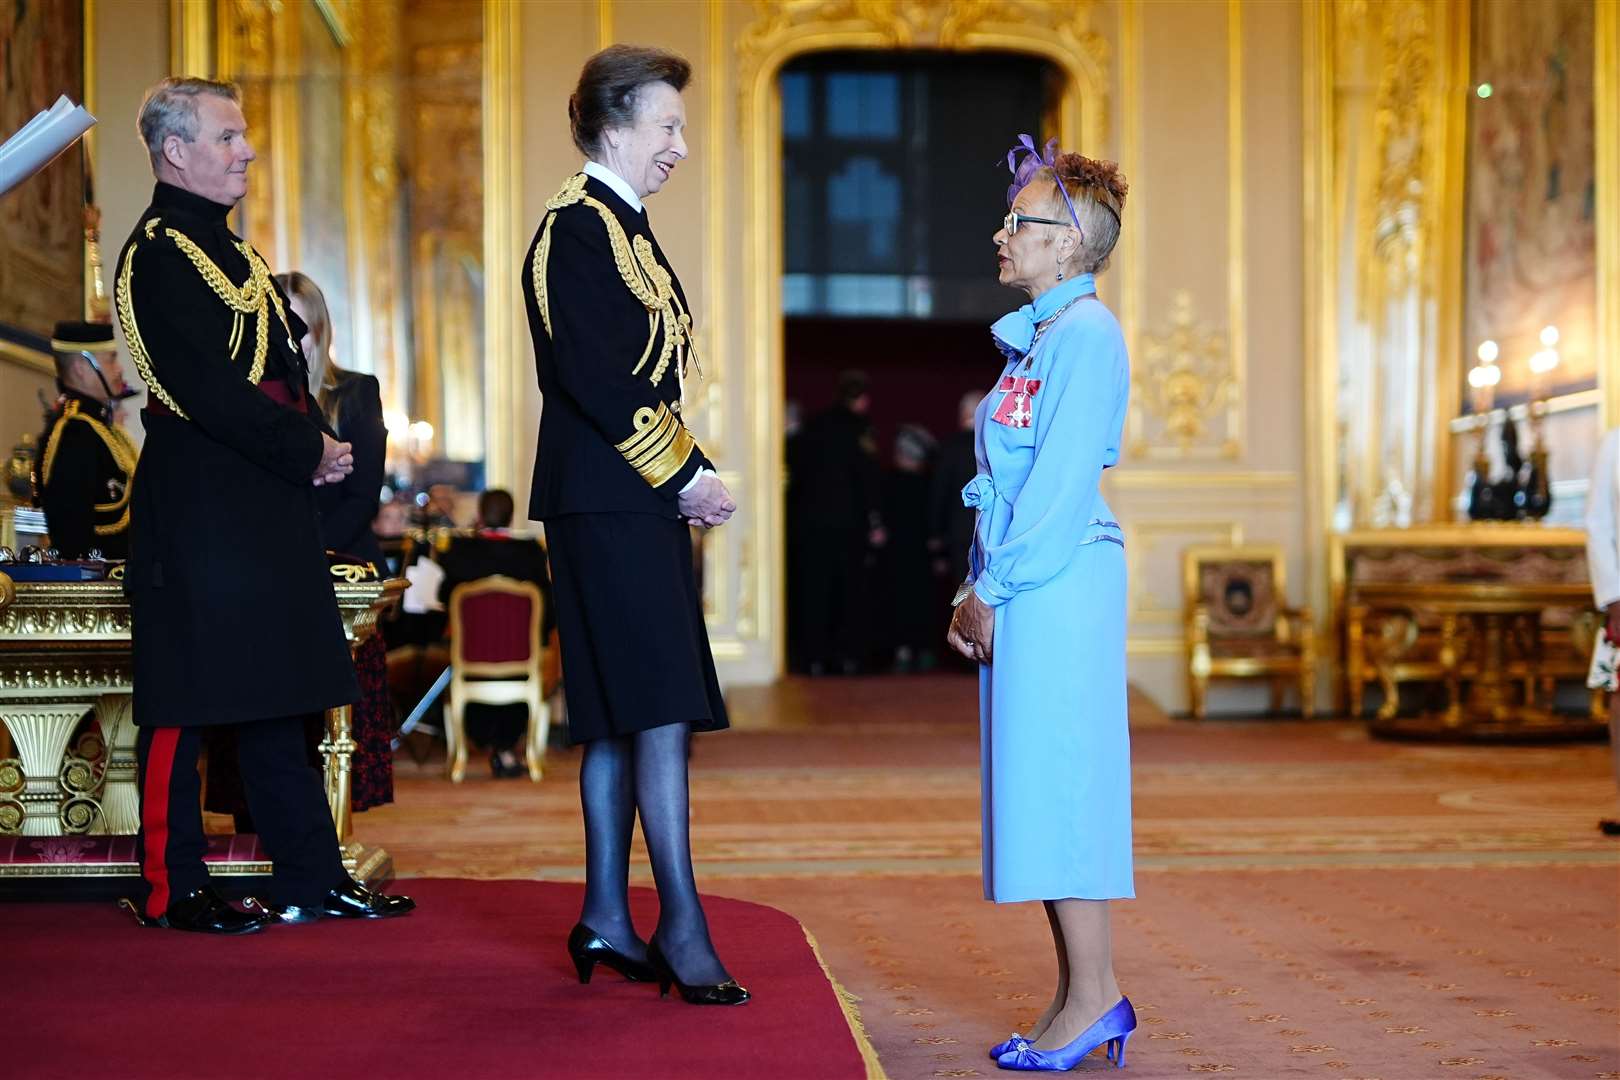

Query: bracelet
left=951, top=581, right=976, bottom=608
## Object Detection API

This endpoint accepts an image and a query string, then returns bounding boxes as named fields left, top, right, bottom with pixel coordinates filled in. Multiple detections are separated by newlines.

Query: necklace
left=1021, top=293, right=1091, bottom=369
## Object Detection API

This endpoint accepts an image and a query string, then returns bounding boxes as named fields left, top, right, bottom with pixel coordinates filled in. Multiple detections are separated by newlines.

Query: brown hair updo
left=1042, top=154, right=1129, bottom=274
left=568, top=44, right=692, bottom=157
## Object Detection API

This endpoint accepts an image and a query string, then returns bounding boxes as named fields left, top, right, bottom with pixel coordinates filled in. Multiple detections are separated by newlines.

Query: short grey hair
left=136, top=77, right=241, bottom=171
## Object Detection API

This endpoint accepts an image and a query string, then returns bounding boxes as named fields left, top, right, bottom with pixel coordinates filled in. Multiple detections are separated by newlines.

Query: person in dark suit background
left=276, top=271, right=386, bottom=569
left=275, top=270, right=393, bottom=812
left=881, top=424, right=939, bottom=672
left=791, top=369, right=885, bottom=674
left=438, top=488, right=557, bottom=778
left=931, top=389, right=982, bottom=591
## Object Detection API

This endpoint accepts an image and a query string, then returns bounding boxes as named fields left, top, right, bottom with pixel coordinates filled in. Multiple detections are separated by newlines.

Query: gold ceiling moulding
left=737, top=0, right=1110, bottom=675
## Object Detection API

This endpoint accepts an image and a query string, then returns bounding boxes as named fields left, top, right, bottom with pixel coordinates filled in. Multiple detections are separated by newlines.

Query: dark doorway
left=781, top=50, right=1060, bottom=675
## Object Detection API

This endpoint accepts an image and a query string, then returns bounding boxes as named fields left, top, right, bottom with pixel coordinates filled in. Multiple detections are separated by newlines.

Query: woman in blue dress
left=947, top=137, right=1136, bottom=1071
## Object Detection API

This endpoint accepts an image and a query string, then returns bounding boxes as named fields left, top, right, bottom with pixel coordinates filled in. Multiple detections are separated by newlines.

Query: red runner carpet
left=6, top=879, right=879, bottom=1080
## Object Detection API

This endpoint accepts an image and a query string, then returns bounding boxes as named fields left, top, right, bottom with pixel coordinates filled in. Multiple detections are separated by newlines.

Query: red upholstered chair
left=446, top=575, right=548, bottom=783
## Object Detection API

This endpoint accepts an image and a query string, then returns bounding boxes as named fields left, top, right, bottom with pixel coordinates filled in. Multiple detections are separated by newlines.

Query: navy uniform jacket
left=114, top=182, right=358, bottom=727
left=37, top=390, right=136, bottom=559
left=523, top=173, right=712, bottom=519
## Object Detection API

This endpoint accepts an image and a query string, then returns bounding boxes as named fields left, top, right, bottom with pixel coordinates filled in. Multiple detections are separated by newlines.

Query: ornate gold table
left=0, top=569, right=403, bottom=882
left=1350, top=581, right=1606, bottom=740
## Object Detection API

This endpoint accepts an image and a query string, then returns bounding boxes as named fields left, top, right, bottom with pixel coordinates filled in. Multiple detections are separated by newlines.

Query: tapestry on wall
left=1462, top=0, right=1596, bottom=408
left=0, top=0, right=86, bottom=342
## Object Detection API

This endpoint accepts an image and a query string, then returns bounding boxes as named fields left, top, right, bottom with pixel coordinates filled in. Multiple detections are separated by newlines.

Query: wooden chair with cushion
left=1183, top=544, right=1315, bottom=720
left=446, top=575, right=548, bottom=782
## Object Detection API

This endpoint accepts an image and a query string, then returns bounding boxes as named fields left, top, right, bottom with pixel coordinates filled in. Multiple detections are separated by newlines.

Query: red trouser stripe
left=141, top=728, right=182, bottom=919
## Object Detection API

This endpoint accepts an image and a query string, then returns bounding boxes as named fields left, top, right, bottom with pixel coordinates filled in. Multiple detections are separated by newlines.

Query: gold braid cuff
left=615, top=403, right=696, bottom=489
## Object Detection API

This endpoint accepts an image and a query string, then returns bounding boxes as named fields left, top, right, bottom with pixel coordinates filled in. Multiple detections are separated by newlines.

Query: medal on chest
left=990, top=374, right=1042, bottom=429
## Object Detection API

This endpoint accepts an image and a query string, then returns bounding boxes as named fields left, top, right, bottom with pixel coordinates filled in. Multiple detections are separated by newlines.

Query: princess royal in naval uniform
left=523, top=45, right=746, bottom=1006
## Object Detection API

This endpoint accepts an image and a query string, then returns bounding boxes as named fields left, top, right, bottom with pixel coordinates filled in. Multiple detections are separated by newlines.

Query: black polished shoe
left=648, top=938, right=750, bottom=1006
left=568, top=922, right=655, bottom=983
left=136, top=886, right=273, bottom=935
left=1601, top=818, right=1620, bottom=836
left=271, top=878, right=416, bottom=924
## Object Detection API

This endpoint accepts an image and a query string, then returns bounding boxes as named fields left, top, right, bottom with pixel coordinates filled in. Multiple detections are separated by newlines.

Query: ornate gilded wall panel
left=1130, top=290, right=1237, bottom=458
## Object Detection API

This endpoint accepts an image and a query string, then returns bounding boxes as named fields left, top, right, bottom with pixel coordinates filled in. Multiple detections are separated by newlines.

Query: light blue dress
left=965, top=272, right=1134, bottom=903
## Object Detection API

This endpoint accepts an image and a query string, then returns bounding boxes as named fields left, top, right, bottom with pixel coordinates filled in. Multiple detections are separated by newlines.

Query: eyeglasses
left=1002, top=211, right=1072, bottom=236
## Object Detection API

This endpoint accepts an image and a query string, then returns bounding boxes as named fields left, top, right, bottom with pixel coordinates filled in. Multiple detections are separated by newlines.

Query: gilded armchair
left=1184, top=545, right=1316, bottom=720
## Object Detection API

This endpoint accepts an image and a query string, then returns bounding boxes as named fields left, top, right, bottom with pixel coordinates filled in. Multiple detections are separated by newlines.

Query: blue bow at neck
left=989, top=273, right=1096, bottom=361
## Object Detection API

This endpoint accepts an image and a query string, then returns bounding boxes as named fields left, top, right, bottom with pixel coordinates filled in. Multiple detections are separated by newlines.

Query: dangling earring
left=1056, top=263, right=1064, bottom=282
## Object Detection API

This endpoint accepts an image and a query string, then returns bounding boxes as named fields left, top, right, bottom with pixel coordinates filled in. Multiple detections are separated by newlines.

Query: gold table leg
left=319, top=704, right=355, bottom=844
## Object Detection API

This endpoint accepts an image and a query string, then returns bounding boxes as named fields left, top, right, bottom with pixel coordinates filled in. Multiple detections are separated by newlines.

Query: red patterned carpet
left=7, top=879, right=875, bottom=1080
left=360, top=675, right=1619, bottom=1079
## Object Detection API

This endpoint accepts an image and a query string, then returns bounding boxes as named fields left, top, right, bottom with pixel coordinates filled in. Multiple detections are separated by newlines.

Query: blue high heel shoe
left=996, top=998, right=1136, bottom=1071
left=988, top=1034, right=1026, bottom=1060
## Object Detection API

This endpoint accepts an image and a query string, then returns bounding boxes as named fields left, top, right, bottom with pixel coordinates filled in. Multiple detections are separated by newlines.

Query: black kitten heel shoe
left=647, top=939, right=750, bottom=1006
left=568, top=922, right=655, bottom=983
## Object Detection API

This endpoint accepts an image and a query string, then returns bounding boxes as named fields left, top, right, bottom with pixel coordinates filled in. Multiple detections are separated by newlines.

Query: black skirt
left=544, top=513, right=728, bottom=743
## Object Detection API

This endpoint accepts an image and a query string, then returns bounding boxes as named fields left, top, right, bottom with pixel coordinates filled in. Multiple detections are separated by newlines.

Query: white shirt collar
left=583, top=161, right=643, bottom=214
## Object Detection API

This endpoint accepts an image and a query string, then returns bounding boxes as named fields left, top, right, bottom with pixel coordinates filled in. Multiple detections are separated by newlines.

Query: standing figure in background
left=793, top=370, right=885, bottom=674
left=1585, top=426, right=1620, bottom=836
left=277, top=270, right=394, bottom=813
left=116, top=77, right=412, bottom=932
left=882, top=423, right=939, bottom=672
left=932, top=390, right=984, bottom=595
left=524, top=45, right=746, bottom=1004
left=36, top=321, right=137, bottom=560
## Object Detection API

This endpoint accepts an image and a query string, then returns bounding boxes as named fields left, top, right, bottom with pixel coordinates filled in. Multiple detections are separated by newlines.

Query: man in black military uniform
left=36, top=321, right=137, bottom=559
left=115, top=76, right=412, bottom=933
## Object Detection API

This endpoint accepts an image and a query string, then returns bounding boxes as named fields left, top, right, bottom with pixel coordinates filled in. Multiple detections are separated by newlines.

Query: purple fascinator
left=1003, top=133, right=1083, bottom=232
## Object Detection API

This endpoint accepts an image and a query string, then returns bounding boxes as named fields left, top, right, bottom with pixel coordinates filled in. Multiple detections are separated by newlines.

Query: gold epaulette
left=532, top=173, right=700, bottom=391
left=114, top=219, right=296, bottom=421
left=614, top=403, right=696, bottom=488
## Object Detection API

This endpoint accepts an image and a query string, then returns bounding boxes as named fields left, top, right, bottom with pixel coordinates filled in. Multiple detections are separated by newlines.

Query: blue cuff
left=974, top=574, right=1013, bottom=609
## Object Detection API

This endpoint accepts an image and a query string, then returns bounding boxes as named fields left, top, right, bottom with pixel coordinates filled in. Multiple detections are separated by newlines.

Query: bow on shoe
left=998, top=1038, right=1043, bottom=1071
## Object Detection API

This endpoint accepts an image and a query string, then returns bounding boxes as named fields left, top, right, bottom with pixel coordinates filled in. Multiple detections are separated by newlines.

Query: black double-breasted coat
left=114, top=182, right=357, bottom=727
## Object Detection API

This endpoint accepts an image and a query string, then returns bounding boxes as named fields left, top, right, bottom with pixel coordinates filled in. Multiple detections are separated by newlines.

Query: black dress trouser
left=134, top=714, right=347, bottom=918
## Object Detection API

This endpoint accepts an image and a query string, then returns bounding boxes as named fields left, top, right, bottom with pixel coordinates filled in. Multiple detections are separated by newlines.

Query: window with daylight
left=780, top=51, right=1061, bottom=321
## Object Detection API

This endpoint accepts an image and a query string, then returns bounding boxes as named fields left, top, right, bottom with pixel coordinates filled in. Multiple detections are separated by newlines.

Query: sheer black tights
left=577, top=722, right=729, bottom=985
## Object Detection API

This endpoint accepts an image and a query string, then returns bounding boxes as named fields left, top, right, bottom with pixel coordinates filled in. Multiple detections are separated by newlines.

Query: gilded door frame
left=736, top=0, right=1111, bottom=674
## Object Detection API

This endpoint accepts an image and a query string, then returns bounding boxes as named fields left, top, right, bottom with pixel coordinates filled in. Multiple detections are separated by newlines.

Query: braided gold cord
left=164, top=229, right=269, bottom=312
left=537, top=173, right=691, bottom=391
left=534, top=214, right=557, bottom=338
left=116, top=240, right=188, bottom=419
